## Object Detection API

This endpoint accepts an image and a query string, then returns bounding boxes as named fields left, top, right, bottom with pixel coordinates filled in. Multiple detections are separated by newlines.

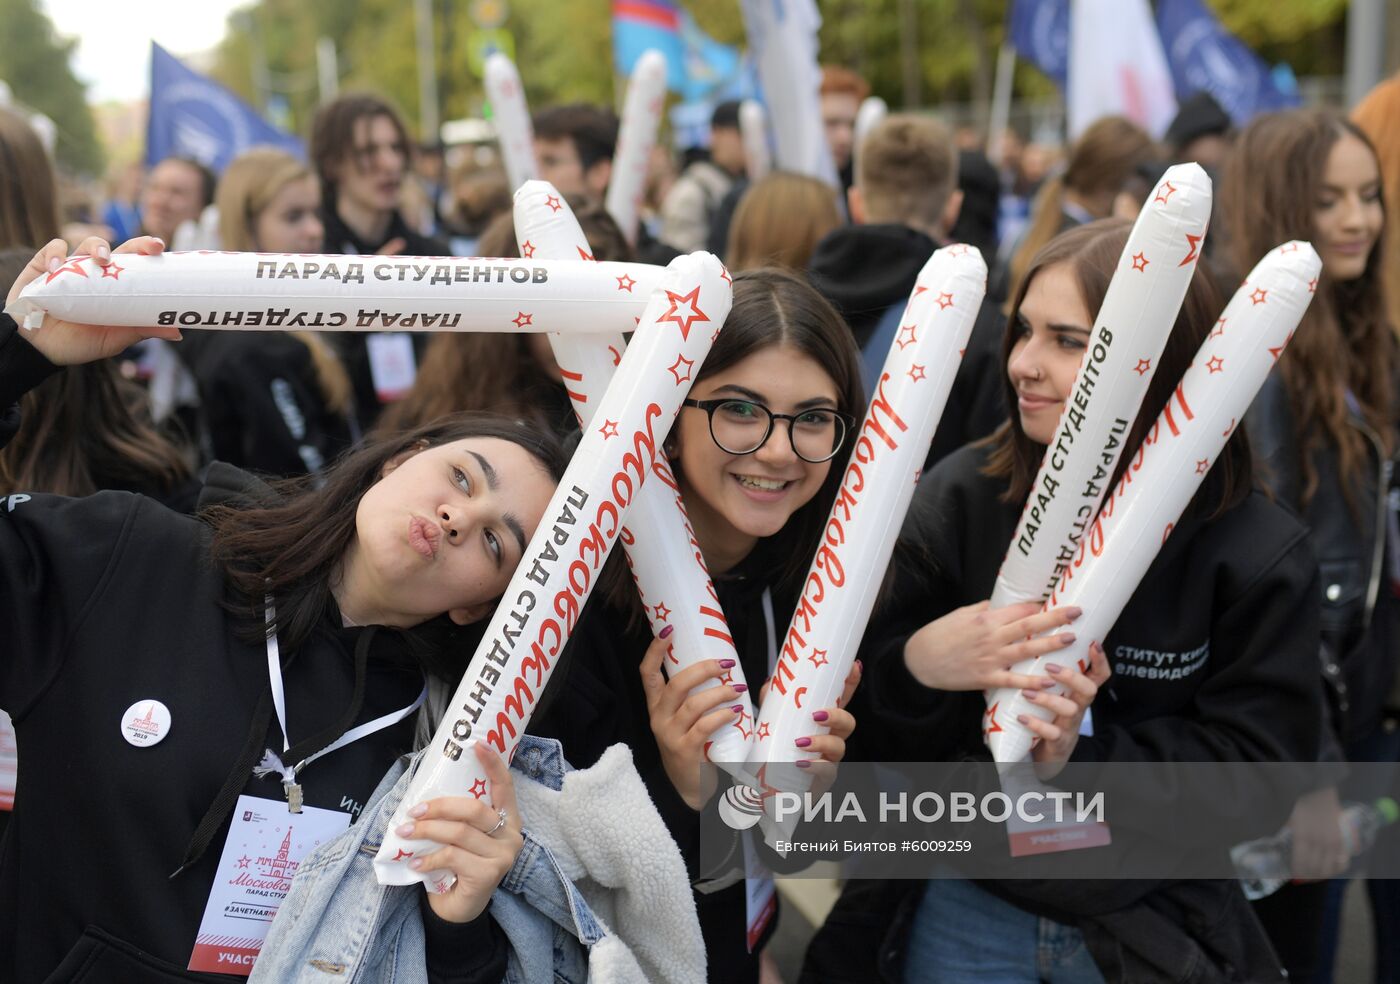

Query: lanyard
left=257, top=599, right=426, bottom=812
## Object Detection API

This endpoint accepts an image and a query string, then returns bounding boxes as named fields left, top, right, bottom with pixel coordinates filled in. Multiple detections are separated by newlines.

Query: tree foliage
left=0, top=0, right=102, bottom=175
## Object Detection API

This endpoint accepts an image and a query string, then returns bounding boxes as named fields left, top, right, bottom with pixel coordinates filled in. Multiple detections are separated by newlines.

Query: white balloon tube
left=988, top=163, right=1212, bottom=610
left=985, top=242, right=1321, bottom=763
left=485, top=52, right=538, bottom=194
left=4, top=252, right=667, bottom=334
left=605, top=49, right=667, bottom=245
left=739, top=100, right=772, bottom=182
left=852, top=96, right=888, bottom=170
left=515, top=180, right=756, bottom=770
left=374, top=251, right=732, bottom=888
left=743, top=245, right=987, bottom=799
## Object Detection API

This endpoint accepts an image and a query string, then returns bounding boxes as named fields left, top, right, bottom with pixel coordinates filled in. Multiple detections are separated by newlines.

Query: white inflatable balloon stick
left=375, top=250, right=733, bottom=888
left=739, top=99, right=772, bottom=182
left=741, top=244, right=986, bottom=826
left=985, top=242, right=1321, bottom=763
left=516, top=180, right=756, bottom=771
left=485, top=52, right=538, bottom=193
left=852, top=96, right=888, bottom=169
left=4, top=251, right=671, bottom=335
left=988, top=162, right=1213, bottom=611
left=605, top=49, right=668, bottom=245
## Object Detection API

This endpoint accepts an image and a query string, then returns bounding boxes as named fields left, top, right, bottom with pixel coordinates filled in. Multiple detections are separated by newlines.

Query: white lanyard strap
left=259, top=599, right=426, bottom=788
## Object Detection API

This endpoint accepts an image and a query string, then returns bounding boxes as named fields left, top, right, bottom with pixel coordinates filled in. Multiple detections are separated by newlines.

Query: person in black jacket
left=1222, top=108, right=1400, bottom=984
left=804, top=220, right=1324, bottom=983
left=312, top=94, right=450, bottom=433
left=530, top=268, right=864, bottom=983
left=1, top=236, right=568, bottom=983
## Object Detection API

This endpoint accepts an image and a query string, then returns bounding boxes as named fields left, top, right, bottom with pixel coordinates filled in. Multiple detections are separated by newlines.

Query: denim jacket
left=251, top=735, right=703, bottom=984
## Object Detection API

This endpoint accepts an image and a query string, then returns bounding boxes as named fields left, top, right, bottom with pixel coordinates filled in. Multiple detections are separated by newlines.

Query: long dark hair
left=207, top=414, right=568, bottom=661
left=675, top=267, right=866, bottom=602
left=1220, top=108, right=1393, bottom=507
left=985, top=219, right=1252, bottom=519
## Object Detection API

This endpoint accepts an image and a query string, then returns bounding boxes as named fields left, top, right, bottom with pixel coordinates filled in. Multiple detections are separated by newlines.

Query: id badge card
left=366, top=332, right=417, bottom=403
left=741, top=831, right=777, bottom=953
left=188, top=794, right=351, bottom=976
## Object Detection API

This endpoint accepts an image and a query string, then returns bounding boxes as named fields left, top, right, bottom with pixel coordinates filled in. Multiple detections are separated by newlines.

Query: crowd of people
left=2, top=59, right=1399, bottom=984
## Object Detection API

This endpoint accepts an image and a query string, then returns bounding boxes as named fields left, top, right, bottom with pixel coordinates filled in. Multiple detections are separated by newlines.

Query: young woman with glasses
left=530, top=267, right=866, bottom=983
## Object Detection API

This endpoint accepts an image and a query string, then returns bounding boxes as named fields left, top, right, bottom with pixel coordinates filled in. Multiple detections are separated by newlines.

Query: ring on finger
left=487, top=807, right=509, bottom=836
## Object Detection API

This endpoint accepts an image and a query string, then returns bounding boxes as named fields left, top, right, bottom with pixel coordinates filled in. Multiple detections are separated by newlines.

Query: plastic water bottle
left=1233, top=797, right=1399, bottom=900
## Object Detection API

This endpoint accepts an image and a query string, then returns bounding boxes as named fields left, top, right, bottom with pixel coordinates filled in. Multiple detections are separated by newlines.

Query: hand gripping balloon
left=374, top=251, right=732, bottom=889
left=3, top=251, right=667, bottom=335
left=515, top=180, right=755, bottom=771
left=604, top=49, right=668, bottom=245
left=484, top=52, right=538, bottom=194
left=740, top=244, right=987, bottom=837
left=984, top=242, right=1321, bottom=763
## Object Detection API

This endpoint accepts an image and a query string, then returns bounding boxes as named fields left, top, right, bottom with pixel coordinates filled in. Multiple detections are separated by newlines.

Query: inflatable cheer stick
left=739, top=100, right=772, bottom=183
left=738, top=244, right=986, bottom=833
left=375, top=251, right=732, bottom=889
left=4, top=252, right=667, bottom=335
left=605, top=49, right=668, bottom=245
left=485, top=52, right=538, bottom=194
left=985, top=242, right=1321, bottom=763
left=989, top=163, right=1212, bottom=611
left=515, top=180, right=755, bottom=772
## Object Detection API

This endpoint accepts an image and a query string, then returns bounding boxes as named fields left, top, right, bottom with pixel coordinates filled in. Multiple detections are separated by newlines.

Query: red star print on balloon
left=896, top=324, right=918, bottom=350
left=545, top=195, right=562, bottom=212
left=1250, top=288, right=1268, bottom=305
left=947, top=243, right=971, bottom=257
left=1268, top=330, right=1294, bottom=362
left=657, top=286, right=709, bottom=340
left=1133, top=358, right=1151, bottom=376
left=983, top=702, right=1003, bottom=735
left=521, top=240, right=536, bottom=258
left=469, top=779, right=488, bottom=799
left=616, top=274, right=636, bottom=292
left=718, top=668, right=734, bottom=685
left=237, top=855, right=251, bottom=869
left=576, top=246, right=595, bottom=261
left=392, top=848, right=415, bottom=861
left=652, top=601, right=671, bottom=622
left=907, top=364, right=927, bottom=382
left=1131, top=252, right=1149, bottom=272
left=512, top=311, right=533, bottom=329
left=45, top=258, right=89, bottom=283
left=599, top=419, right=619, bottom=439
left=913, top=285, right=927, bottom=296
left=1308, top=278, right=1318, bottom=293
left=808, top=648, right=829, bottom=668
left=1206, top=355, right=1224, bottom=374
left=1195, top=458, right=1209, bottom=475
left=669, top=354, right=695, bottom=385
left=756, top=722, right=771, bottom=740
left=1280, top=242, right=1299, bottom=254
left=719, top=265, right=732, bottom=285
left=432, top=876, right=454, bottom=894
left=1210, top=317, right=1226, bottom=339
left=1153, top=180, right=1177, bottom=204
left=936, top=291, right=954, bottom=310
left=1222, top=417, right=1237, bottom=438
left=732, top=707, right=753, bottom=739
left=1179, top=233, right=1202, bottom=267
left=100, top=261, right=125, bottom=280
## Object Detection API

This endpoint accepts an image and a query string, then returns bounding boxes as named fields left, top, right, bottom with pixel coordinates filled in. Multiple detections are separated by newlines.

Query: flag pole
left=987, top=41, right=1016, bottom=167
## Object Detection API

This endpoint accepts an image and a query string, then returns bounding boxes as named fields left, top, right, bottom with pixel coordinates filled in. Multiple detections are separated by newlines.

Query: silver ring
left=487, top=807, right=508, bottom=836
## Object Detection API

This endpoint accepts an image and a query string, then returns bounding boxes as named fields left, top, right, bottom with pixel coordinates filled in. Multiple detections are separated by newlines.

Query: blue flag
left=612, top=0, right=741, bottom=102
left=1008, top=0, right=1069, bottom=89
left=1155, top=0, right=1299, bottom=124
left=146, top=43, right=303, bottom=173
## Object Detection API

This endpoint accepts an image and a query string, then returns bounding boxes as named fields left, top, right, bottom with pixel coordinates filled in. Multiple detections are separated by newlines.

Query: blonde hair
left=216, top=147, right=353, bottom=417
left=726, top=172, right=841, bottom=272
left=1352, top=73, right=1400, bottom=336
left=855, top=113, right=958, bottom=230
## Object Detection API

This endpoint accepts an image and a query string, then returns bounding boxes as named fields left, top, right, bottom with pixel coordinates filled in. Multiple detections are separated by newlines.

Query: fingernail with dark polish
left=795, top=759, right=811, bottom=769
left=658, top=624, right=673, bottom=639
left=812, top=710, right=830, bottom=722
left=795, top=737, right=812, bottom=748
left=1021, top=689, right=1039, bottom=700
left=732, top=684, right=748, bottom=693
left=719, top=659, right=736, bottom=669
left=1045, top=663, right=1064, bottom=674
left=732, top=705, right=744, bottom=713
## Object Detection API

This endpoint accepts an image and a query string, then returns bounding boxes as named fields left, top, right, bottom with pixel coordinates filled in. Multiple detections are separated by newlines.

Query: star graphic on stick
left=1250, top=288, right=1268, bottom=306
left=1268, top=330, right=1294, bottom=362
left=896, top=324, right=918, bottom=350
left=392, top=849, right=414, bottom=861
left=512, top=311, right=533, bottom=329
left=657, top=285, right=709, bottom=339
left=936, top=291, right=954, bottom=309
left=1308, top=278, right=1318, bottom=294
left=100, top=261, right=125, bottom=280
left=732, top=707, right=753, bottom=739
left=652, top=601, right=672, bottom=622
left=913, top=285, right=927, bottom=296
left=1133, top=358, right=1151, bottom=376
left=237, top=855, right=251, bottom=869
left=719, top=265, right=732, bottom=285
left=669, top=354, right=695, bottom=385
left=907, top=364, right=927, bottom=382
left=808, top=648, right=829, bottom=669
left=1195, top=458, right=1209, bottom=475
left=1222, top=417, right=1237, bottom=438
left=598, top=419, right=619, bottom=439
left=1206, top=355, right=1225, bottom=374
left=1280, top=242, right=1299, bottom=254
left=545, top=195, right=562, bottom=212
left=1211, top=317, right=1226, bottom=339
left=616, top=274, right=636, bottom=292
left=984, top=702, right=1003, bottom=735
left=1153, top=180, right=1177, bottom=204
left=469, top=779, right=488, bottom=799
left=947, top=243, right=971, bottom=257
left=576, top=246, right=595, bottom=261
left=757, top=722, right=771, bottom=740
left=1179, top=233, right=1202, bottom=267
left=1131, top=252, right=1149, bottom=272
left=521, top=240, right=536, bottom=258
left=45, top=258, right=88, bottom=283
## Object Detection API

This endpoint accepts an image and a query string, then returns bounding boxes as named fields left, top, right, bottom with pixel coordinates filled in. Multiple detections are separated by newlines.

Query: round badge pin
left=120, top=699, right=171, bottom=747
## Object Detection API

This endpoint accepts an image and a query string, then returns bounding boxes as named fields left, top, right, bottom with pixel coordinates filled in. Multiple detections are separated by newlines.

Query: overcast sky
left=42, top=0, right=249, bottom=103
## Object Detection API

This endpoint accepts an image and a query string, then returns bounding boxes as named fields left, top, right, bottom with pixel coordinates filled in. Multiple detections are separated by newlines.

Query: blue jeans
left=903, top=878, right=1105, bottom=983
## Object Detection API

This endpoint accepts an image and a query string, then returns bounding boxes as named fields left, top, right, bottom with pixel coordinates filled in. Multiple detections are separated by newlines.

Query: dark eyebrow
left=468, top=451, right=498, bottom=491
left=503, top=514, right=527, bottom=558
left=1048, top=322, right=1091, bottom=336
left=467, top=450, right=526, bottom=556
left=711, top=385, right=837, bottom=410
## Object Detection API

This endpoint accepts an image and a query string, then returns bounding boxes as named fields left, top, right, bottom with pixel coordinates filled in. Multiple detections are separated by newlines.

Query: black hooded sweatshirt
left=0, top=316, right=503, bottom=983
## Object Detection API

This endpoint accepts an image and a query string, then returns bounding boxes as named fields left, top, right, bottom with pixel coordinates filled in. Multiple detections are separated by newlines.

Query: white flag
left=1068, top=0, right=1178, bottom=139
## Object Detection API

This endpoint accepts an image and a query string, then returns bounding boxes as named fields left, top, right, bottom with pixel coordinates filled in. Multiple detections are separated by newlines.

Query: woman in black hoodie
left=806, top=219, right=1324, bottom=983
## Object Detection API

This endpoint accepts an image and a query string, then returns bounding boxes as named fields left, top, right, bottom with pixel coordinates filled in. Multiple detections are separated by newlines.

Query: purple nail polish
left=732, top=705, right=744, bottom=713
left=795, top=737, right=812, bottom=748
left=719, top=659, right=736, bottom=669
left=795, top=759, right=811, bottom=769
left=658, top=624, right=673, bottom=639
left=1021, top=689, right=1039, bottom=700
left=812, top=710, right=830, bottom=722
left=1045, top=663, right=1064, bottom=674
left=732, top=684, right=748, bottom=693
